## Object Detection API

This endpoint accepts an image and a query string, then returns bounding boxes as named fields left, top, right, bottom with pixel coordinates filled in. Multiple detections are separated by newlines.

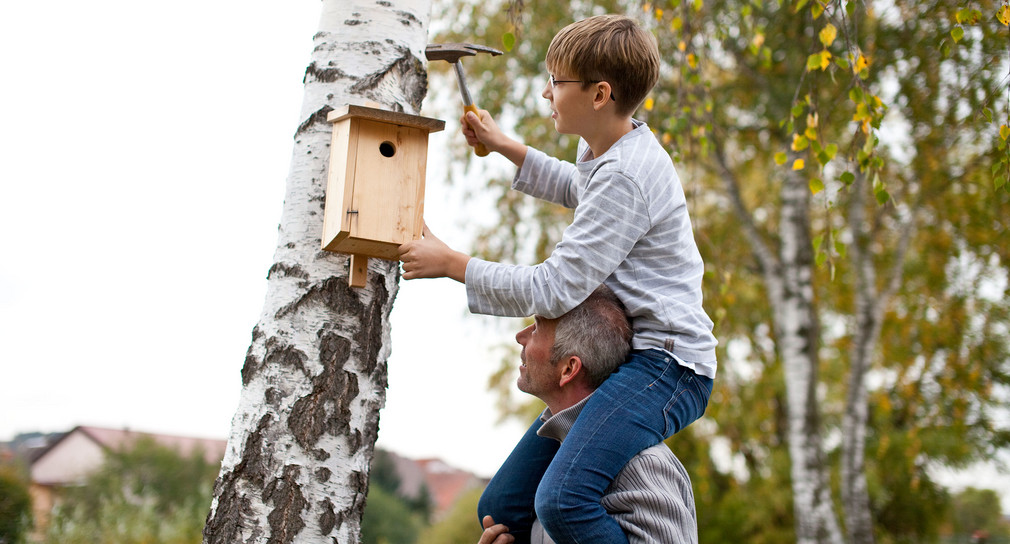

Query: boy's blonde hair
left=545, top=14, right=660, bottom=117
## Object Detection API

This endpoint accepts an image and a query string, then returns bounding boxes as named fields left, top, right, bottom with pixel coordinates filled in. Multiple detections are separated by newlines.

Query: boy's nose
left=541, top=81, right=552, bottom=100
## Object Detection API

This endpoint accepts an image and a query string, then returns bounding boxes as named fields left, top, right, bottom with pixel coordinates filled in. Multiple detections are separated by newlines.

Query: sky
left=0, top=0, right=527, bottom=479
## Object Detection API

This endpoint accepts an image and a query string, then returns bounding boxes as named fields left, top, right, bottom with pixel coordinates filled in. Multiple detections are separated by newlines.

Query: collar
left=536, top=394, right=593, bottom=443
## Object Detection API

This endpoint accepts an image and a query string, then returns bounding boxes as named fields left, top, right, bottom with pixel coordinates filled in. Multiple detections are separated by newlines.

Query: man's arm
left=601, top=447, right=698, bottom=544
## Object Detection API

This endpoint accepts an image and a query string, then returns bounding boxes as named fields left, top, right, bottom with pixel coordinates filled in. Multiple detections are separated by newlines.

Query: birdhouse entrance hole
left=379, top=141, right=396, bottom=158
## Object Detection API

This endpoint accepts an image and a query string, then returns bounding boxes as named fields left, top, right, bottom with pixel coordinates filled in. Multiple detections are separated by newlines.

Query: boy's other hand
left=461, top=109, right=501, bottom=151
left=477, top=515, right=514, bottom=544
left=398, top=224, right=470, bottom=283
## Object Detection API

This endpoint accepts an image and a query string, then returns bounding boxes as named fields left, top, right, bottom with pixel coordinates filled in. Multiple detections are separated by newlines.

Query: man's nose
left=516, top=324, right=533, bottom=345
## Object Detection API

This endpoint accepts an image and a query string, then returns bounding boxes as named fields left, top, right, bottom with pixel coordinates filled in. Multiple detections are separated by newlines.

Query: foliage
left=42, top=437, right=217, bottom=544
left=362, top=486, right=426, bottom=544
left=946, top=487, right=1010, bottom=542
left=0, top=466, right=32, bottom=544
left=435, top=0, right=1010, bottom=541
left=361, top=449, right=433, bottom=544
left=416, top=487, right=485, bottom=544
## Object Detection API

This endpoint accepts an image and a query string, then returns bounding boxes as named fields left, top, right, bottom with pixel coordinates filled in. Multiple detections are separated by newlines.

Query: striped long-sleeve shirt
left=530, top=396, right=699, bottom=544
left=465, top=120, right=717, bottom=377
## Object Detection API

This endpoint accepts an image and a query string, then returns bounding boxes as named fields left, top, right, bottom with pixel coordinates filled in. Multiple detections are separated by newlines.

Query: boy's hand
left=477, top=515, right=514, bottom=544
left=398, top=224, right=470, bottom=283
left=462, top=110, right=528, bottom=168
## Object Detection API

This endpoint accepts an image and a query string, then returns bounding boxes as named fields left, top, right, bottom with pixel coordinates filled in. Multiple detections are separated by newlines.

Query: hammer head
left=425, top=43, right=503, bottom=64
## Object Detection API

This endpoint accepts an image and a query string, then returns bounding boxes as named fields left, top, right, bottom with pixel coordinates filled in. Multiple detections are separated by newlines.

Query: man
left=478, top=286, right=698, bottom=544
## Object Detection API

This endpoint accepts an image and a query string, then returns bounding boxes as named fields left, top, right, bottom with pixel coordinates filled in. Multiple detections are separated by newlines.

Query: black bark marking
left=315, top=467, right=332, bottom=483
left=318, top=498, right=338, bottom=535
left=343, top=469, right=370, bottom=525
left=241, top=327, right=267, bottom=385
left=264, top=465, right=308, bottom=544
left=295, top=104, right=336, bottom=138
left=395, top=10, right=421, bottom=26
left=288, top=365, right=359, bottom=451
left=264, top=338, right=310, bottom=378
left=348, top=46, right=428, bottom=111
left=305, top=61, right=350, bottom=84
left=268, top=262, right=310, bottom=281
left=276, top=275, right=360, bottom=321
left=204, top=415, right=274, bottom=544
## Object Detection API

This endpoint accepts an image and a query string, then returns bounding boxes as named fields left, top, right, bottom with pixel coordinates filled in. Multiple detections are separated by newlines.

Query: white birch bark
left=841, top=170, right=913, bottom=544
left=715, top=146, right=844, bottom=544
left=203, top=2, right=432, bottom=543
left=776, top=170, right=844, bottom=544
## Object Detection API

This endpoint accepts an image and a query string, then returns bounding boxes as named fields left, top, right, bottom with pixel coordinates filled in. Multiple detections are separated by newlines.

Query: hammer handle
left=463, top=104, right=490, bottom=157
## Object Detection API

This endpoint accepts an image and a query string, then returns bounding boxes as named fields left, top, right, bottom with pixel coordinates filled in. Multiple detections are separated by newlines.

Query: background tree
left=41, top=437, right=217, bottom=544
left=436, top=0, right=1010, bottom=542
left=0, top=466, right=32, bottom=544
left=203, top=1, right=435, bottom=542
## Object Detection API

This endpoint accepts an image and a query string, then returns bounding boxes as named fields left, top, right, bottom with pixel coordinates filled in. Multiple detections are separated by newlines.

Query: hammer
left=425, top=43, right=503, bottom=157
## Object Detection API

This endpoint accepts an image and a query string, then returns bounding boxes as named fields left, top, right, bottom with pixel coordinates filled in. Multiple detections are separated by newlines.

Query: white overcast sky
left=0, top=0, right=528, bottom=478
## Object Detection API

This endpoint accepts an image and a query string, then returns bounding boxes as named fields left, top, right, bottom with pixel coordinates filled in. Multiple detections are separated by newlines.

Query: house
left=27, top=426, right=227, bottom=533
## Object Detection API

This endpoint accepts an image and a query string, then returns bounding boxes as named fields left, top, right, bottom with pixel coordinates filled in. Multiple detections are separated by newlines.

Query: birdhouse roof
left=327, top=104, right=445, bottom=133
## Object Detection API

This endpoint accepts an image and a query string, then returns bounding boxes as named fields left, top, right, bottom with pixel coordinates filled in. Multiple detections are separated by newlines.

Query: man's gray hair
left=550, top=285, right=633, bottom=387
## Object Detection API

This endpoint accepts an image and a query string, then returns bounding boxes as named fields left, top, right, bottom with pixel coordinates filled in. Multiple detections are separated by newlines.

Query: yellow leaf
left=645, top=97, right=655, bottom=111
left=819, top=23, right=837, bottom=47
left=1001, top=124, right=1010, bottom=141
left=643, top=3, right=652, bottom=12
left=655, top=8, right=664, bottom=19
left=999, top=5, right=1010, bottom=26
left=792, top=133, right=809, bottom=151
left=678, top=40, right=687, bottom=52
left=819, top=50, right=832, bottom=70
left=671, top=17, right=683, bottom=31
left=662, top=132, right=673, bottom=145
left=807, top=112, right=818, bottom=129
left=805, top=126, right=818, bottom=141
left=687, top=53, right=698, bottom=69
left=853, top=53, right=869, bottom=73
left=752, top=33, right=765, bottom=49
left=793, top=159, right=805, bottom=170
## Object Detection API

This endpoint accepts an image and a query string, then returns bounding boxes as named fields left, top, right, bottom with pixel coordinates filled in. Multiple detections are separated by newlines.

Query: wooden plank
left=349, top=255, right=368, bottom=288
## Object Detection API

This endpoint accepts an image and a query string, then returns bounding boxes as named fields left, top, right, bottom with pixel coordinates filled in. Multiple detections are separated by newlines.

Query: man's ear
left=592, top=82, right=614, bottom=110
left=558, top=355, right=583, bottom=388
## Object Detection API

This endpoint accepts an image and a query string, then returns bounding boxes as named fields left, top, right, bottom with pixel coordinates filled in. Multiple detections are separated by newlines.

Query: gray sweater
left=530, top=396, right=699, bottom=544
left=465, top=121, right=717, bottom=378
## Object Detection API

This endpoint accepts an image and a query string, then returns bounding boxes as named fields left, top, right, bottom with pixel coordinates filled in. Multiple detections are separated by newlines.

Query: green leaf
left=775, top=151, right=788, bottom=165
left=792, top=103, right=804, bottom=117
left=875, top=188, right=890, bottom=205
left=840, top=171, right=855, bottom=185
left=813, top=233, right=824, bottom=253
left=811, top=1, right=824, bottom=19
left=502, top=32, right=516, bottom=52
left=951, top=26, right=964, bottom=43
left=825, top=143, right=838, bottom=160
left=809, top=177, right=825, bottom=194
left=807, top=52, right=823, bottom=71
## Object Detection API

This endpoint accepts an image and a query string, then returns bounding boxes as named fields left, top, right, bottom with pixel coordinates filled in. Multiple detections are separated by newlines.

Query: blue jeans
left=478, top=349, right=713, bottom=544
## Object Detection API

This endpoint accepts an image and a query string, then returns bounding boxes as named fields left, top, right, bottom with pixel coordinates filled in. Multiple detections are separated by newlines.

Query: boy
left=398, top=14, right=716, bottom=544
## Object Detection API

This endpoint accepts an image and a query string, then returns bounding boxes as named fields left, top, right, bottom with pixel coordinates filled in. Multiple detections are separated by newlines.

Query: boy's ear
left=592, top=81, right=615, bottom=110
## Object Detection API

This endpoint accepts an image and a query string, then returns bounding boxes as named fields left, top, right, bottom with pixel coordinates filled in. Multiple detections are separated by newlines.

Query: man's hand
left=461, top=110, right=528, bottom=168
left=398, top=224, right=470, bottom=283
left=477, top=515, right=514, bottom=544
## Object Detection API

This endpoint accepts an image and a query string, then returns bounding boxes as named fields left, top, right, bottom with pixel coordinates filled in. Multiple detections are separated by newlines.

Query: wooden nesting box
left=322, top=105, right=445, bottom=287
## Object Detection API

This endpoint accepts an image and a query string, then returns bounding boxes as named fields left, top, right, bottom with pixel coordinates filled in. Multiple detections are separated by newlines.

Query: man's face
left=515, top=316, right=559, bottom=397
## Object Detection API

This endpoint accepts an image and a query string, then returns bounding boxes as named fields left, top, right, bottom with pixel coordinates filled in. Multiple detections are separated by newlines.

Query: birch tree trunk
left=775, top=171, right=844, bottom=544
left=204, top=2, right=432, bottom=542
left=716, top=145, right=844, bottom=544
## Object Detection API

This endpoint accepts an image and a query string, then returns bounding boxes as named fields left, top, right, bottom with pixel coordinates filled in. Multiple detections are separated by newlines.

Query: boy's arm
left=463, top=110, right=528, bottom=168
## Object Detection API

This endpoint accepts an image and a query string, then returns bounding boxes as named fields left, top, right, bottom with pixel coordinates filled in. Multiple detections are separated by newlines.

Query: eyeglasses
left=549, top=75, right=617, bottom=101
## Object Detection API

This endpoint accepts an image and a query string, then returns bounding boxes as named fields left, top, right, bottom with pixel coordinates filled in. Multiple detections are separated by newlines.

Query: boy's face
left=542, top=72, right=597, bottom=136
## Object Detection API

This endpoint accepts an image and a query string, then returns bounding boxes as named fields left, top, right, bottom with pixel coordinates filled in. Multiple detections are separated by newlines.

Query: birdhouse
left=321, top=104, right=445, bottom=287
